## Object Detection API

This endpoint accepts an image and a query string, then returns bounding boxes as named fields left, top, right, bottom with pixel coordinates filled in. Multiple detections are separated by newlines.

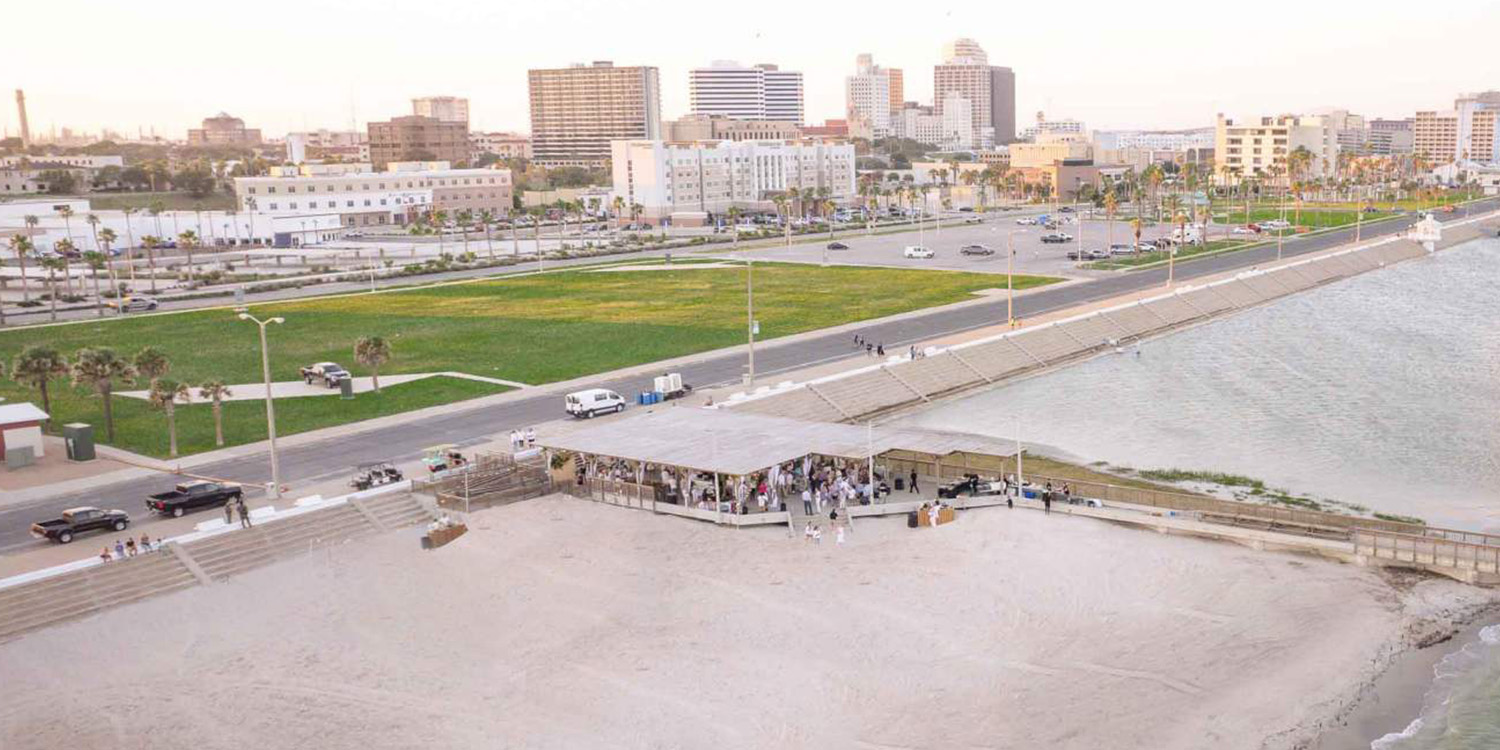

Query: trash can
left=340, top=378, right=354, bottom=400
left=63, top=423, right=96, bottom=462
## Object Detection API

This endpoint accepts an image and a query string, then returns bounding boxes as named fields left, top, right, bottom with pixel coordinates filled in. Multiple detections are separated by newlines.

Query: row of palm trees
left=410, top=199, right=649, bottom=260
left=5, top=335, right=392, bottom=458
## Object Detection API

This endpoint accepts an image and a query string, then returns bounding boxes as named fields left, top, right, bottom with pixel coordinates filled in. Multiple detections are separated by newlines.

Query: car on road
left=1015, top=217, right=1038, bottom=226
left=1066, top=248, right=1111, bottom=261
left=826, top=241, right=849, bottom=250
left=962, top=216, right=984, bottom=225
left=1059, top=206, right=1076, bottom=213
left=108, top=296, right=159, bottom=313
left=1231, top=226, right=1258, bottom=235
left=31, top=507, right=130, bottom=544
left=959, top=244, right=995, bottom=256
left=146, top=480, right=244, bottom=518
left=1040, top=233, right=1073, bottom=244
left=1137, top=242, right=1158, bottom=252
left=300, top=362, right=352, bottom=388
left=1259, top=219, right=1292, bottom=230
left=903, top=245, right=935, bottom=259
left=566, top=388, right=626, bottom=418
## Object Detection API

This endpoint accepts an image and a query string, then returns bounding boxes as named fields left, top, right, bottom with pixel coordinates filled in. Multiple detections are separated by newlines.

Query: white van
left=565, top=388, right=626, bottom=418
left=903, top=245, right=935, bottom=259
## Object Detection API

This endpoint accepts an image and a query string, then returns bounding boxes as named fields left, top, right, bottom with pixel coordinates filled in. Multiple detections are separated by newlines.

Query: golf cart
left=350, top=462, right=405, bottom=491
left=422, top=444, right=469, bottom=474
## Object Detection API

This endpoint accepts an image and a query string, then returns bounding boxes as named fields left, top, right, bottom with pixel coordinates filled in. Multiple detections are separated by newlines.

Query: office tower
left=528, top=61, right=662, bottom=167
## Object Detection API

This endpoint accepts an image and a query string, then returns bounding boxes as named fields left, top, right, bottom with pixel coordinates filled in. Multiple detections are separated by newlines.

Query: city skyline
left=6, top=0, right=1500, bottom=141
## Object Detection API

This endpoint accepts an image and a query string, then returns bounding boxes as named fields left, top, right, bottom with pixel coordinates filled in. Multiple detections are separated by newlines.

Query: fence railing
left=1354, top=529, right=1500, bottom=574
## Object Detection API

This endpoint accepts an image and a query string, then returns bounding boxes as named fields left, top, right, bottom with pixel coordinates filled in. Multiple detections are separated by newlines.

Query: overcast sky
left=6, top=0, right=1498, bottom=140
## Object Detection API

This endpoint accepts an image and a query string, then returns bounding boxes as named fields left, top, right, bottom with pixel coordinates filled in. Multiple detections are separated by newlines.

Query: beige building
left=412, top=96, right=470, bottom=126
left=470, top=132, right=533, bottom=161
left=187, top=112, right=261, bottom=146
left=1007, top=135, right=1092, bottom=169
left=932, top=39, right=1015, bottom=146
left=367, top=115, right=469, bottom=169
left=611, top=138, right=855, bottom=222
left=528, top=61, right=662, bottom=167
left=1214, top=113, right=1338, bottom=186
left=662, top=115, right=802, bottom=142
left=1414, top=93, right=1500, bottom=164
left=234, top=162, right=512, bottom=227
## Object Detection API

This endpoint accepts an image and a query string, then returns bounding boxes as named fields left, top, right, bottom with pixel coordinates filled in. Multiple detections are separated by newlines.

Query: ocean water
left=899, top=236, right=1500, bottom=747
left=903, top=237, right=1500, bottom=531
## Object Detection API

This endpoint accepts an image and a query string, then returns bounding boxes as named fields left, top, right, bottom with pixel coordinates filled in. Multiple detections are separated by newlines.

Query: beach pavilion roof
left=536, top=406, right=1016, bottom=477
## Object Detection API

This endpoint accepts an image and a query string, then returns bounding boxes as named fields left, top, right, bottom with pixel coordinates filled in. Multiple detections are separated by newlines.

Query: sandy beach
left=0, top=495, right=1493, bottom=750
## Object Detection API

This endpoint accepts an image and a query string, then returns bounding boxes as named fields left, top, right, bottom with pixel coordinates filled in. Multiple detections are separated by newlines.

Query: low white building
left=233, top=162, right=513, bottom=228
left=900, top=95, right=974, bottom=151
left=611, top=139, right=856, bottom=222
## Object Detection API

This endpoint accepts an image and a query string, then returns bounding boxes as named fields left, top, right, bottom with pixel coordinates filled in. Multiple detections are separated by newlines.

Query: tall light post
left=238, top=310, right=285, bottom=498
left=1006, top=229, right=1025, bottom=327
left=745, top=259, right=756, bottom=385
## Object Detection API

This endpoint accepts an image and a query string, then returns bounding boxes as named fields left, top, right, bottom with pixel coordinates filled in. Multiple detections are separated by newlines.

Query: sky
left=5, top=0, right=1499, bottom=140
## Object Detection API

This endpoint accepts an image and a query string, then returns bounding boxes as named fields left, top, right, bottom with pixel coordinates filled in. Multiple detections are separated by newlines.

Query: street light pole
left=746, top=260, right=755, bottom=385
left=238, top=311, right=285, bottom=499
left=1007, top=230, right=1019, bottom=327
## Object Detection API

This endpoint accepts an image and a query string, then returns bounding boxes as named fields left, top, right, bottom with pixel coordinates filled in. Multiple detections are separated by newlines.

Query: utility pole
left=746, top=260, right=755, bottom=385
left=238, top=311, right=285, bottom=499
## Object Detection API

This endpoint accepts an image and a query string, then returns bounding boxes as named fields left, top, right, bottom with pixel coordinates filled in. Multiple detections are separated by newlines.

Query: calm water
left=902, top=236, right=1500, bottom=748
left=904, top=236, right=1500, bottom=531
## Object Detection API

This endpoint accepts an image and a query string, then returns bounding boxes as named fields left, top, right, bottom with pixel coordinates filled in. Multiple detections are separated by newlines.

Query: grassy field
left=0, top=263, right=1059, bottom=457
left=1218, top=207, right=1396, bottom=229
left=82, top=191, right=237, bottom=212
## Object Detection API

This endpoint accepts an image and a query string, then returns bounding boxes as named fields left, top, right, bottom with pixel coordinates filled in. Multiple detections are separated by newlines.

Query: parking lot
left=730, top=211, right=1184, bottom=279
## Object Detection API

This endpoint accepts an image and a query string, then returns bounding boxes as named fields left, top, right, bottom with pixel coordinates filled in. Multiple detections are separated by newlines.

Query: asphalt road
left=4, top=199, right=1495, bottom=552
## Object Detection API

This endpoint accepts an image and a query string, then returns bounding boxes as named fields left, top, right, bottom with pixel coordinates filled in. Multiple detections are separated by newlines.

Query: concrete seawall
left=722, top=211, right=1500, bottom=424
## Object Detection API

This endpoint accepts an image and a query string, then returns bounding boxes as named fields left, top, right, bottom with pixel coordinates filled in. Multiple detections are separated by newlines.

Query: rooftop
left=537, top=406, right=1015, bottom=476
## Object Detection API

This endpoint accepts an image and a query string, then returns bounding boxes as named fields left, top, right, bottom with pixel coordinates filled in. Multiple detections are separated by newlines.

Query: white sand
left=0, top=496, right=1490, bottom=750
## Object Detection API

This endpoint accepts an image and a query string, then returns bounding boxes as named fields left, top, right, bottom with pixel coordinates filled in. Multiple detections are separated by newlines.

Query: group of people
left=222, top=496, right=254, bottom=528
left=99, top=533, right=159, bottom=563
left=853, top=334, right=886, bottom=358
left=802, top=520, right=848, bottom=546
left=508, top=427, right=537, bottom=452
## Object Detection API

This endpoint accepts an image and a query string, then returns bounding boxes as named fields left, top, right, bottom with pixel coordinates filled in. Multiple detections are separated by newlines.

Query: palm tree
left=70, top=347, right=136, bottom=442
left=824, top=199, right=837, bottom=241
left=56, top=205, right=76, bottom=258
left=85, top=213, right=102, bottom=256
left=726, top=206, right=742, bottom=248
left=53, top=239, right=78, bottom=295
left=771, top=195, right=790, bottom=246
left=611, top=196, right=626, bottom=235
left=148, top=378, right=191, bottom=457
left=82, top=251, right=107, bottom=317
left=1103, top=191, right=1119, bottom=250
left=456, top=209, right=474, bottom=257
left=40, top=256, right=67, bottom=322
left=432, top=210, right=448, bottom=255
left=477, top=209, right=496, bottom=259
left=97, top=227, right=119, bottom=300
left=133, top=346, right=171, bottom=389
left=354, top=336, right=392, bottom=393
left=11, top=345, right=68, bottom=415
left=8, top=235, right=32, bottom=303
left=198, top=380, right=232, bottom=447
left=177, top=229, right=198, bottom=282
left=139, top=235, right=160, bottom=293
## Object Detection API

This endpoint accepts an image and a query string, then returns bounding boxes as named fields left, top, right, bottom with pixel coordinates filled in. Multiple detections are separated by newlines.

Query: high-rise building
left=845, top=54, right=903, bottom=139
left=688, top=62, right=805, bottom=124
left=1214, top=113, right=1339, bottom=185
left=528, top=61, right=662, bottom=167
left=1413, top=92, right=1500, bottom=165
left=187, top=113, right=262, bottom=146
left=367, top=115, right=469, bottom=168
left=412, top=96, right=470, bottom=126
left=933, top=39, right=1016, bottom=146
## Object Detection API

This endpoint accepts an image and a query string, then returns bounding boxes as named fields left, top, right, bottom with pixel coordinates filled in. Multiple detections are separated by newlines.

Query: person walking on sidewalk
left=908, top=469, right=919, bottom=494
left=236, top=498, right=253, bottom=528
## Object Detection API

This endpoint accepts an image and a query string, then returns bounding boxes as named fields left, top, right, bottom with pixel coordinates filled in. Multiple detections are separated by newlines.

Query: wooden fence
left=1354, top=529, right=1500, bottom=574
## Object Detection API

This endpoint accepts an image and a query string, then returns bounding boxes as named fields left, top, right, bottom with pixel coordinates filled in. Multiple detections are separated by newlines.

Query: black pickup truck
left=146, top=481, right=243, bottom=517
left=31, top=507, right=131, bottom=544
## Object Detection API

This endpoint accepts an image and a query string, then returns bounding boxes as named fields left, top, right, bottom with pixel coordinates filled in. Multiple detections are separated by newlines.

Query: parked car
left=960, top=244, right=995, bottom=256
left=826, top=241, right=849, bottom=250
left=1040, top=233, right=1072, bottom=244
left=1087, top=248, right=1110, bottom=260
left=962, top=216, right=984, bottom=224
left=108, top=296, right=159, bottom=312
left=1058, top=206, right=1076, bottom=213
left=300, top=362, right=351, bottom=388
left=1231, top=226, right=1258, bottom=235
left=566, top=388, right=626, bottom=418
left=31, top=507, right=130, bottom=544
left=903, top=245, right=935, bottom=259
left=1015, top=217, right=1038, bottom=226
left=1109, top=244, right=1137, bottom=255
left=146, top=480, right=243, bottom=518
left=1137, top=242, right=1158, bottom=252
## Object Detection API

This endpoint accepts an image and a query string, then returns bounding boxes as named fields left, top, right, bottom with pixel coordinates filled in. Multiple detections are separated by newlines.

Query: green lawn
left=1219, top=207, right=1396, bottom=229
left=82, top=191, right=237, bottom=212
left=0, top=263, right=1059, bottom=457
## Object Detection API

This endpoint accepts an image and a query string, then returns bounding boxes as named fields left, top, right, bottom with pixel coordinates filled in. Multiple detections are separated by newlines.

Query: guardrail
left=1354, top=529, right=1500, bottom=575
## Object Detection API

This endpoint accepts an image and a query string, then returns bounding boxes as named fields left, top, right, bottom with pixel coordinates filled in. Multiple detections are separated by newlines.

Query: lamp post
left=1006, top=229, right=1025, bottom=327
left=238, top=311, right=285, bottom=499
left=745, top=259, right=756, bottom=385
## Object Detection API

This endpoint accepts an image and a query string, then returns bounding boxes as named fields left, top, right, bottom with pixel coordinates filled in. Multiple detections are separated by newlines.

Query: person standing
left=876, top=344, right=885, bottom=357
left=836, top=525, right=847, bottom=546
left=526, top=427, right=536, bottom=447
left=113, top=539, right=125, bottom=559
left=802, top=487, right=813, bottom=516
left=927, top=503, right=939, bottom=528
left=223, top=501, right=235, bottom=526
left=909, top=469, right=919, bottom=494
left=237, top=498, right=253, bottom=528
left=1042, top=491, right=1052, bottom=515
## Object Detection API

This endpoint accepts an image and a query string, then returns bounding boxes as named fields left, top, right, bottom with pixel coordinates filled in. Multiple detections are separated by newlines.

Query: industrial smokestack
left=15, top=90, right=30, bottom=148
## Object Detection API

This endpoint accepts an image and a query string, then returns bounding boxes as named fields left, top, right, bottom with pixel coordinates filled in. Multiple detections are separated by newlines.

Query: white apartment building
left=285, top=130, right=367, bottom=163
left=412, top=96, right=470, bottom=125
left=1414, top=92, right=1500, bottom=165
left=233, top=162, right=513, bottom=228
left=899, top=96, right=974, bottom=151
left=1018, top=118, right=1086, bottom=142
left=1093, top=129, right=1215, bottom=151
left=689, top=62, right=805, bottom=124
left=845, top=54, right=902, bottom=139
left=611, top=139, right=855, bottom=222
left=1215, top=113, right=1339, bottom=185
